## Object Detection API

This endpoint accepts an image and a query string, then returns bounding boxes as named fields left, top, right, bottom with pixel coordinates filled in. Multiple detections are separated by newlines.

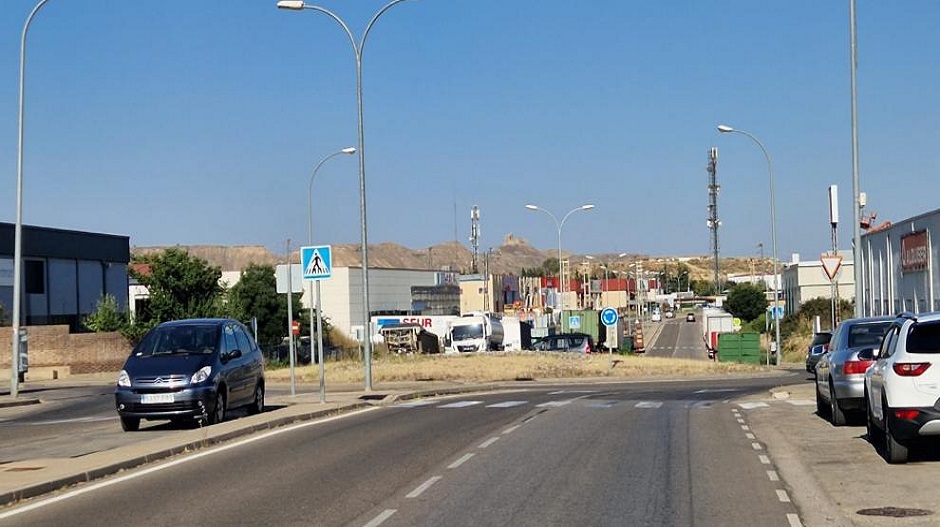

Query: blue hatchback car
left=115, top=318, right=265, bottom=431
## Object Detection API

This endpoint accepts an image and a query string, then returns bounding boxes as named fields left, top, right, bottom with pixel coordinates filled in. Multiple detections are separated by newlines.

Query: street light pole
left=306, top=147, right=356, bottom=403
left=718, top=124, right=781, bottom=366
left=11, top=0, right=52, bottom=399
left=525, top=204, right=595, bottom=333
left=849, top=0, right=863, bottom=317
left=278, top=0, right=410, bottom=391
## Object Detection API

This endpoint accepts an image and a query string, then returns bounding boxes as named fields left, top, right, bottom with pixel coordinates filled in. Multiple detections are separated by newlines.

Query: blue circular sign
left=600, top=307, right=618, bottom=326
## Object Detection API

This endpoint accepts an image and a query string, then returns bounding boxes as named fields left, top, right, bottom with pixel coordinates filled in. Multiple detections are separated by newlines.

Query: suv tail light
left=843, top=360, right=873, bottom=375
left=585, top=342, right=592, bottom=354
left=894, top=409, right=921, bottom=421
left=893, top=363, right=932, bottom=376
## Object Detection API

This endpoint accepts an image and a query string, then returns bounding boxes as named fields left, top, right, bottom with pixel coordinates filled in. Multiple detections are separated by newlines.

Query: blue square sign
left=301, top=245, right=332, bottom=280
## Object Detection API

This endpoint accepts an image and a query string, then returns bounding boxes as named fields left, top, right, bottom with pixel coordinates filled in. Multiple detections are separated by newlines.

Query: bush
left=84, top=294, right=128, bottom=333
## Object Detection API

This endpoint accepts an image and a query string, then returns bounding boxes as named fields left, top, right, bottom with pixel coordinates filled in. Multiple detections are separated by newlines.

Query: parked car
left=865, top=312, right=940, bottom=463
left=532, top=333, right=595, bottom=354
left=664, top=310, right=675, bottom=319
left=651, top=311, right=662, bottom=322
left=115, top=318, right=265, bottom=432
left=805, top=330, right=833, bottom=373
left=815, top=317, right=892, bottom=426
left=686, top=312, right=696, bottom=323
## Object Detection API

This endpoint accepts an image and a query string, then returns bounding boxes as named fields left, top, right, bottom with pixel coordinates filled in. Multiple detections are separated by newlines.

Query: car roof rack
left=896, top=311, right=917, bottom=322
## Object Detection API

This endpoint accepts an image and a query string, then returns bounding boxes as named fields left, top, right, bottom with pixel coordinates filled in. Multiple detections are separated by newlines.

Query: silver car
left=815, top=316, right=893, bottom=426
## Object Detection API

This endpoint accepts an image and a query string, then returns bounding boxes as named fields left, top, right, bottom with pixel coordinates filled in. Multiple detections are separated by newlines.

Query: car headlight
left=191, top=366, right=212, bottom=385
left=117, top=370, right=130, bottom=387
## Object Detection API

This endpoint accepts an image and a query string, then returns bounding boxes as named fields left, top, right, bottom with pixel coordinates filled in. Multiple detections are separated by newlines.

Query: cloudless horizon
left=1, top=1, right=938, bottom=262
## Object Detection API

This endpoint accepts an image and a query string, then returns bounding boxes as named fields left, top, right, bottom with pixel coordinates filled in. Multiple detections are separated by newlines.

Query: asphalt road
left=646, top=318, right=705, bottom=360
left=1, top=376, right=804, bottom=527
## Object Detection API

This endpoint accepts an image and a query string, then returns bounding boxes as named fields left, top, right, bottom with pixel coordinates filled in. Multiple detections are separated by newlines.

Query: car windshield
left=452, top=324, right=484, bottom=341
left=134, top=325, right=220, bottom=356
left=847, top=322, right=890, bottom=348
left=906, top=322, right=940, bottom=354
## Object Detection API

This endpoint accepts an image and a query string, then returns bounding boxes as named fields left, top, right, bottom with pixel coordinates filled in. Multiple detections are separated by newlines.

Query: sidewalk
left=0, top=378, right=486, bottom=506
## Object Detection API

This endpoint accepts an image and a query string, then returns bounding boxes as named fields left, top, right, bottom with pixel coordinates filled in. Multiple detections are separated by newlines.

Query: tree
left=131, top=248, right=225, bottom=325
left=724, top=283, right=769, bottom=322
left=227, top=263, right=304, bottom=347
left=84, top=294, right=128, bottom=332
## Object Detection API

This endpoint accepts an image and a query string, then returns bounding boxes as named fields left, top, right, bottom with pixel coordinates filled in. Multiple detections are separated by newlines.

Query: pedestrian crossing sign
left=301, top=245, right=332, bottom=281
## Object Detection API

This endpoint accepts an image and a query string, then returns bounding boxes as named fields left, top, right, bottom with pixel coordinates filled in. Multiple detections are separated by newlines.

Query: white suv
left=864, top=312, right=940, bottom=464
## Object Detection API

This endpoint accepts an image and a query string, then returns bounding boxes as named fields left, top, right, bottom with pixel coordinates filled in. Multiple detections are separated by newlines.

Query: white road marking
left=478, top=437, right=500, bottom=449
left=537, top=400, right=572, bottom=408
left=786, top=399, right=816, bottom=406
left=486, top=401, right=527, bottom=408
left=767, top=470, right=780, bottom=481
left=0, top=406, right=381, bottom=521
left=741, top=425, right=750, bottom=431
left=14, top=415, right=118, bottom=426
left=635, top=401, right=663, bottom=409
left=585, top=400, right=618, bottom=408
left=758, top=455, right=771, bottom=464
left=502, top=425, right=520, bottom=434
left=448, top=453, right=475, bottom=469
left=547, top=390, right=596, bottom=395
left=776, top=489, right=791, bottom=503
left=406, top=476, right=442, bottom=498
left=396, top=400, right=435, bottom=408
left=738, top=402, right=769, bottom=409
left=363, top=509, right=397, bottom=527
left=437, top=401, right=483, bottom=408
left=752, top=442, right=763, bottom=450
left=745, top=433, right=756, bottom=440
left=786, top=513, right=803, bottom=527
left=694, top=389, right=740, bottom=394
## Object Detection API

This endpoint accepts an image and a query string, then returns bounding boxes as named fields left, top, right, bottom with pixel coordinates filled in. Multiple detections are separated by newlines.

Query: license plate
left=140, top=393, right=174, bottom=404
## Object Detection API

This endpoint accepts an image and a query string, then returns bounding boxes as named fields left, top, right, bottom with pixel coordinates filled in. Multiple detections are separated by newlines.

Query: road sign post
left=600, top=307, right=619, bottom=365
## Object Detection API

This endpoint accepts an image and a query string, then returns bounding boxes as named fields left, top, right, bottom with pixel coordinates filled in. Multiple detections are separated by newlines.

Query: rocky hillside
left=132, top=236, right=763, bottom=280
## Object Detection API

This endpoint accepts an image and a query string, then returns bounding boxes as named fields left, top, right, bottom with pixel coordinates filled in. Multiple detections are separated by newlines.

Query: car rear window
left=847, top=322, right=890, bottom=348
left=906, top=322, right=940, bottom=354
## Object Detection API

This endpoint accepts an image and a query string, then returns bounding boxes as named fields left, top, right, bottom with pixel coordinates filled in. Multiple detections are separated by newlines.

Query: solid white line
left=776, top=489, right=791, bottom=503
left=745, top=433, right=756, bottom=440
left=786, top=513, right=803, bottom=527
left=758, top=455, right=771, bottom=464
left=363, top=509, right=397, bottom=527
left=448, top=453, right=475, bottom=469
left=406, top=476, right=442, bottom=498
left=0, top=406, right=381, bottom=521
left=478, top=437, right=500, bottom=449
left=502, top=425, right=520, bottom=434
left=767, top=470, right=780, bottom=482
left=751, top=442, right=762, bottom=450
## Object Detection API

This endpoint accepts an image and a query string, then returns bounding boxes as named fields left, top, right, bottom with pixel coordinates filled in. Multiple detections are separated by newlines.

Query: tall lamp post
left=277, top=0, right=410, bottom=391
left=717, top=124, right=781, bottom=366
left=306, top=146, right=356, bottom=403
left=11, top=0, right=52, bottom=399
left=524, top=204, right=595, bottom=332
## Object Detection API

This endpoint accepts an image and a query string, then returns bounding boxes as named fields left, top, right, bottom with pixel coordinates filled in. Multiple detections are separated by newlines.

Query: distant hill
left=132, top=236, right=764, bottom=281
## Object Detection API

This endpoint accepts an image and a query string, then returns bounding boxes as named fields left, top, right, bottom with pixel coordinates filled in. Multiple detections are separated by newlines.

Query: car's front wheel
left=207, top=391, right=226, bottom=425
left=120, top=416, right=140, bottom=432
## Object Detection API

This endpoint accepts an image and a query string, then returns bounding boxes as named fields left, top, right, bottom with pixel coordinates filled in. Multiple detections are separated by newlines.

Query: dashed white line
left=741, top=425, right=750, bottom=431
left=437, top=401, right=483, bottom=408
left=736, top=419, right=746, bottom=424
left=745, top=433, right=756, bottom=440
left=767, top=470, right=780, bottom=482
left=448, top=453, right=475, bottom=469
left=738, top=402, right=769, bottom=409
left=503, top=424, right=521, bottom=434
left=363, top=509, right=397, bottom=527
left=478, top=437, right=500, bottom=449
left=758, top=455, right=771, bottom=464
left=406, top=476, right=442, bottom=498
left=537, top=400, right=573, bottom=408
left=776, top=489, right=791, bottom=503
left=751, top=442, right=763, bottom=450
left=486, top=401, right=528, bottom=408
left=786, top=513, right=803, bottom=527
left=635, top=401, right=664, bottom=409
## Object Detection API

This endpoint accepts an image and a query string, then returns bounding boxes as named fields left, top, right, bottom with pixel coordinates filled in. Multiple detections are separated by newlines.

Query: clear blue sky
left=1, top=1, right=937, bottom=262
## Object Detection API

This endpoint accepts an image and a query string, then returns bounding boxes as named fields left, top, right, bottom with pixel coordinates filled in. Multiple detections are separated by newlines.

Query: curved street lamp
left=11, top=0, right=52, bottom=399
left=717, top=124, right=781, bottom=366
left=278, top=0, right=410, bottom=391
left=306, top=146, right=355, bottom=403
left=524, top=204, right=595, bottom=332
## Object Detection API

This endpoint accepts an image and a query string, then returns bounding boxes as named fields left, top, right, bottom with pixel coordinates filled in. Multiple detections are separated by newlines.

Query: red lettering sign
left=901, top=230, right=929, bottom=272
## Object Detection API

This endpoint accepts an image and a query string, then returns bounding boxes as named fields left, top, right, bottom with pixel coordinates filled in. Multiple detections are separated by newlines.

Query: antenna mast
left=470, top=206, right=481, bottom=273
left=706, top=147, right=721, bottom=294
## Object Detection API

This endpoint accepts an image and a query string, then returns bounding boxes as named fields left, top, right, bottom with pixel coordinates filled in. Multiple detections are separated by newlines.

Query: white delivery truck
left=450, top=312, right=504, bottom=352
left=501, top=316, right=533, bottom=351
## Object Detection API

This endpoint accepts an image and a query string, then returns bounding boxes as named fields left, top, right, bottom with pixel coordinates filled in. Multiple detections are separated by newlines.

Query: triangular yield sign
left=820, top=254, right=843, bottom=280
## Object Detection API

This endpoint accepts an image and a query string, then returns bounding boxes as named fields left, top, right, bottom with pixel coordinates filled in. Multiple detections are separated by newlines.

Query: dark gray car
left=815, top=316, right=892, bottom=426
left=805, top=331, right=832, bottom=373
left=114, top=318, right=265, bottom=431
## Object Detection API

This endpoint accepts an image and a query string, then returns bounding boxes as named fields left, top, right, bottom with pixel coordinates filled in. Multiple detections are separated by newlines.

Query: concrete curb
left=0, top=398, right=40, bottom=409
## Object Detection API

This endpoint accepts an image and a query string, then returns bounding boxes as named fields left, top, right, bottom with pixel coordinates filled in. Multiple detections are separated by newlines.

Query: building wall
left=781, top=254, right=854, bottom=316
left=860, top=208, right=940, bottom=316
left=0, top=325, right=131, bottom=376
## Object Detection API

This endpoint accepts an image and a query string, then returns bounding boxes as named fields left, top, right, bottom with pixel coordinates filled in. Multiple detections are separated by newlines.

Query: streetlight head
left=618, top=252, right=627, bottom=258
left=581, top=204, right=595, bottom=210
left=524, top=204, right=539, bottom=211
left=717, top=124, right=735, bottom=133
left=276, top=1, right=305, bottom=10
left=341, top=147, right=357, bottom=155
left=585, top=255, right=595, bottom=260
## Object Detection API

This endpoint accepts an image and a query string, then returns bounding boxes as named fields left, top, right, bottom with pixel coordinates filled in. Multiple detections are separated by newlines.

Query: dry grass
left=265, top=353, right=768, bottom=384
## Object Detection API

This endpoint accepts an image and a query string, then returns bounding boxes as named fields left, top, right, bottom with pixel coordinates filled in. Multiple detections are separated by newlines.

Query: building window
left=25, top=260, right=45, bottom=295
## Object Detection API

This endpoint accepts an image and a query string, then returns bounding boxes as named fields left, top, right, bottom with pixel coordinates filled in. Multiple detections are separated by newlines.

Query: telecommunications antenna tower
left=470, top=206, right=481, bottom=273
left=706, top=147, right=721, bottom=294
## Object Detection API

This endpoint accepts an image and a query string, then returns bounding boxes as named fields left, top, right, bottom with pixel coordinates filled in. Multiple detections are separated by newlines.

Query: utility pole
left=706, top=147, right=721, bottom=295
